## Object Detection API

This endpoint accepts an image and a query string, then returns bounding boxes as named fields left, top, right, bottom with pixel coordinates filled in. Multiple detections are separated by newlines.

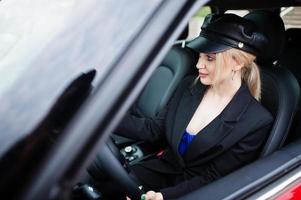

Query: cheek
left=207, top=63, right=216, bottom=76
left=218, top=67, right=232, bottom=81
left=224, top=67, right=232, bottom=76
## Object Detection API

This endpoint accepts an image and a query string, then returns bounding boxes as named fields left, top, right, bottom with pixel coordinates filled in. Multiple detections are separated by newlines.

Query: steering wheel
left=87, top=137, right=144, bottom=200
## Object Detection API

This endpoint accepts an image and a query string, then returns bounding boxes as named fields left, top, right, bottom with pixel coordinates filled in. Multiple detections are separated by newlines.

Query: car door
left=0, top=0, right=209, bottom=199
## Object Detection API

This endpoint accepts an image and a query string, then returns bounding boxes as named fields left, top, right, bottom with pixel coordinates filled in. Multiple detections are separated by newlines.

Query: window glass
left=0, top=0, right=162, bottom=156
left=0, top=0, right=76, bottom=96
left=281, top=7, right=301, bottom=29
left=187, top=6, right=211, bottom=40
left=225, top=10, right=249, bottom=17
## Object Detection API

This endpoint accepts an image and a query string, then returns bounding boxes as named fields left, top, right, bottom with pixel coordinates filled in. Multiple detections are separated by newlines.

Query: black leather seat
left=279, top=28, right=301, bottom=143
left=245, top=11, right=300, bottom=157
left=112, top=44, right=198, bottom=145
left=131, top=44, right=198, bottom=118
left=280, top=28, right=301, bottom=85
left=260, top=62, right=300, bottom=156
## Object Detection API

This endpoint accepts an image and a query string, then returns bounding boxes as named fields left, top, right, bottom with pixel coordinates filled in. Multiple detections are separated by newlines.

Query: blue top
left=178, top=130, right=196, bottom=156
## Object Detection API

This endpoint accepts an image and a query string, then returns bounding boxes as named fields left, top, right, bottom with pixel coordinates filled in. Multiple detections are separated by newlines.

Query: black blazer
left=116, top=76, right=273, bottom=199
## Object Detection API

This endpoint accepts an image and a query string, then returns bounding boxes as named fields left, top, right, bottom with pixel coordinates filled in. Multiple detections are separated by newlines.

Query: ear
left=231, top=55, right=244, bottom=71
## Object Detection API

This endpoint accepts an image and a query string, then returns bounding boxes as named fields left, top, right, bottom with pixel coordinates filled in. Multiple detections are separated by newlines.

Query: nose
left=196, top=58, right=205, bottom=70
left=197, top=63, right=205, bottom=69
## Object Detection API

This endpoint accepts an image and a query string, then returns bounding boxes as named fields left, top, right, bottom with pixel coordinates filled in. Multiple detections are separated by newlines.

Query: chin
left=199, top=78, right=212, bottom=86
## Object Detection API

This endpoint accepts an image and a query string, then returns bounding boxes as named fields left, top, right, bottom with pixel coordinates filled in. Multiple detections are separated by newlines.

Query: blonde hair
left=214, top=48, right=261, bottom=100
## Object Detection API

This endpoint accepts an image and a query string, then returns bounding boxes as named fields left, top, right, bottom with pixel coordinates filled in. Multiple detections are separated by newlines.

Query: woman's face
left=196, top=52, right=234, bottom=86
left=196, top=53, right=218, bottom=85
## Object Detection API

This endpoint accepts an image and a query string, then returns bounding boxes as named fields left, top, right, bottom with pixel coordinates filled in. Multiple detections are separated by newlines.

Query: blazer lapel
left=171, top=80, right=207, bottom=157
left=184, top=83, right=252, bottom=161
left=184, top=117, right=233, bottom=161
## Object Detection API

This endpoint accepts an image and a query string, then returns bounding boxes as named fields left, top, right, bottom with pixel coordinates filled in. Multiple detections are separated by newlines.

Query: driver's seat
left=112, top=44, right=198, bottom=146
left=244, top=11, right=300, bottom=157
left=131, top=44, right=198, bottom=118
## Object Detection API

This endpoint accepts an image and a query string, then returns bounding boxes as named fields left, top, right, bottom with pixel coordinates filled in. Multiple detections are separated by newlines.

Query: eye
left=207, top=54, right=216, bottom=61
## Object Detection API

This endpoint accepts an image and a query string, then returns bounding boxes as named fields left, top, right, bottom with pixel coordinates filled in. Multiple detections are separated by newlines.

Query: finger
left=155, top=192, right=163, bottom=200
left=145, top=191, right=156, bottom=200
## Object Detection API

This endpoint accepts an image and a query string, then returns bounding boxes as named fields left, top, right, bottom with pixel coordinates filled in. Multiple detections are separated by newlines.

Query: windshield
left=0, top=0, right=76, bottom=95
left=0, top=0, right=161, bottom=156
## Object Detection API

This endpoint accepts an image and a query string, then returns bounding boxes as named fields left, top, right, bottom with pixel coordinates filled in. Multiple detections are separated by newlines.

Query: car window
left=0, top=0, right=163, bottom=156
left=281, top=7, right=301, bottom=29
left=0, top=0, right=77, bottom=95
left=225, top=9, right=249, bottom=16
left=187, top=6, right=211, bottom=41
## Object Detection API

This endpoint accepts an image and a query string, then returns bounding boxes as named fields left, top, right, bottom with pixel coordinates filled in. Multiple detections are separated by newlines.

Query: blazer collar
left=182, top=81, right=253, bottom=161
left=219, top=83, right=252, bottom=122
left=189, top=80, right=252, bottom=123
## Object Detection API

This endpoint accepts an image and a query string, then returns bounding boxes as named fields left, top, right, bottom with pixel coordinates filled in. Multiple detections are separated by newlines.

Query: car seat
left=131, top=44, right=198, bottom=118
left=112, top=44, right=198, bottom=146
left=279, top=28, right=301, bottom=143
left=244, top=11, right=300, bottom=157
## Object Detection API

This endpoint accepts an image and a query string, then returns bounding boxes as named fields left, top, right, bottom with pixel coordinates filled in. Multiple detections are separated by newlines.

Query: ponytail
left=225, top=48, right=261, bottom=101
left=242, top=61, right=261, bottom=101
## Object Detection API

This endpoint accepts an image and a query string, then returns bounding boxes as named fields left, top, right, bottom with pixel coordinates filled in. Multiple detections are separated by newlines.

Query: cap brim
left=186, top=35, right=231, bottom=53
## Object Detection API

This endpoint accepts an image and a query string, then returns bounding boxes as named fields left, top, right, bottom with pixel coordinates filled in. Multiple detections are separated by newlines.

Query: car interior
left=70, top=2, right=301, bottom=199
left=3, top=1, right=301, bottom=200
left=178, top=5, right=301, bottom=200
left=178, top=6, right=301, bottom=199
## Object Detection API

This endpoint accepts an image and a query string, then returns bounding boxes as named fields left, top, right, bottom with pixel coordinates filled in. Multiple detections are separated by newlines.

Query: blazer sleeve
left=159, top=121, right=273, bottom=199
left=114, top=105, right=168, bottom=143
left=115, top=76, right=194, bottom=143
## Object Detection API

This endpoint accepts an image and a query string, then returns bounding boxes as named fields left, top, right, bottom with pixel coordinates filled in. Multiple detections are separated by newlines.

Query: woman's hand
left=126, top=191, right=163, bottom=200
left=143, top=191, right=163, bottom=200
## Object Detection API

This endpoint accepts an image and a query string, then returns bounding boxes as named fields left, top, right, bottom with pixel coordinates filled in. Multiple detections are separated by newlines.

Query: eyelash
left=207, top=55, right=215, bottom=61
left=199, top=55, right=215, bottom=61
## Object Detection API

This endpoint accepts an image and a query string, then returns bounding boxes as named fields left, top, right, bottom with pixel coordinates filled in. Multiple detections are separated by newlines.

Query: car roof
left=208, top=0, right=301, bottom=10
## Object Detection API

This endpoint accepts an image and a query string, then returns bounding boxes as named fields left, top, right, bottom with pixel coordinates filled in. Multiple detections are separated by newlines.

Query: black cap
left=187, top=13, right=268, bottom=57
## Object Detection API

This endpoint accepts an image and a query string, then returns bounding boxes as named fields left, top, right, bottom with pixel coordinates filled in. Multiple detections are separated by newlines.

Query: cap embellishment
left=238, top=42, right=244, bottom=48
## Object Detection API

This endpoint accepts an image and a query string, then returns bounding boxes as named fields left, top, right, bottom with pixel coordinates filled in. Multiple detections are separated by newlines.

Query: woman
left=117, top=13, right=273, bottom=200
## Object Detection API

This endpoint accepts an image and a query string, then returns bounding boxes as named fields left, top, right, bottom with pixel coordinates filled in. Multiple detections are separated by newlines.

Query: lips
left=199, top=72, right=208, bottom=77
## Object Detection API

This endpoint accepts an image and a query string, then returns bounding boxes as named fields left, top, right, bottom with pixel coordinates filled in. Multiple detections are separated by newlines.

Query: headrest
left=285, top=28, right=301, bottom=47
left=244, top=10, right=286, bottom=65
